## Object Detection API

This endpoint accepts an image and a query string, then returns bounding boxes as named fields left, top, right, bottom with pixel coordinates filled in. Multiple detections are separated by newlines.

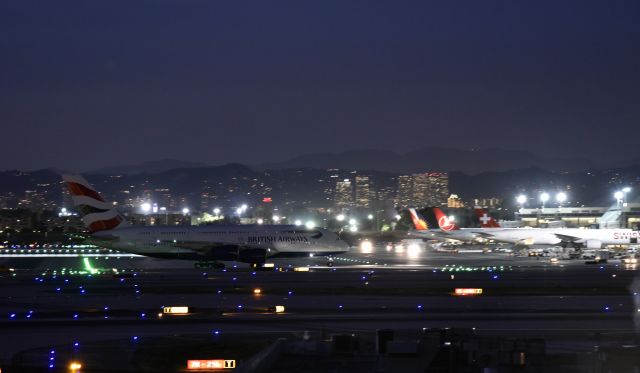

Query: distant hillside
left=89, top=159, right=207, bottom=175
left=0, top=163, right=639, bottom=209
left=259, top=147, right=595, bottom=174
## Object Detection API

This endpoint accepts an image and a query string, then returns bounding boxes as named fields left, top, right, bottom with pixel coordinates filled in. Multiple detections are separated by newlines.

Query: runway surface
left=1, top=244, right=639, bottom=371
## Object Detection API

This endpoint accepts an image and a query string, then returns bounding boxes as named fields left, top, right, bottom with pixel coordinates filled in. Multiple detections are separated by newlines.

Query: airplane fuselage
left=91, top=225, right=350, bottom=262
left=482, top=227, right=638, bottom=247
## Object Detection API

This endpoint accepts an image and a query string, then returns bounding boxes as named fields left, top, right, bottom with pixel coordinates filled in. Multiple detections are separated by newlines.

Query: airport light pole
left=614, top=191, right=624, bottom=207
left=539, top=193, right=549, bottom=227
left=540, top=192, right=549, bottom=209
left=556, top=192, right=567, bottom=212
left=516, top=194, right=527, bottom=211
left=555, top=192, right=567, bottom=221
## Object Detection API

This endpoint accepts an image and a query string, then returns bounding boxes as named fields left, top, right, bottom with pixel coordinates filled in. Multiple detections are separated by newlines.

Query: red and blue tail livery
left=62, top=174, right=129, bottom=233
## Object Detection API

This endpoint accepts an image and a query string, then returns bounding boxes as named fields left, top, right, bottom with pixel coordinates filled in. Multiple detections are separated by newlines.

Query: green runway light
left=83, top=257, right=97, bottom=274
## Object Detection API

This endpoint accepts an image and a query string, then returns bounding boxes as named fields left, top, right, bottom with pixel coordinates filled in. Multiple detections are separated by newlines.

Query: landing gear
left=195, top=261, right=225, bottom=269
left=251, top=263, right=274, bottom=271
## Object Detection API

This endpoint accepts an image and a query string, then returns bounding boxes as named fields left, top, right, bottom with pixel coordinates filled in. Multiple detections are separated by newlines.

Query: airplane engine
left=238, top=248, right=267, bottom=263
left=205, top=245, right=239, bottom=261
left=585, top=239, right=603, bottom=250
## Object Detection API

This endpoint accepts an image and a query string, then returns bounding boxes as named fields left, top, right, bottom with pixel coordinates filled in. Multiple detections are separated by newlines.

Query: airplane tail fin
left=408, top=208, right=430, bottom=231
left=474, top=207, right=501, bottom=228
left=62, top=174, right=129, bottom=233
left=432, top=207, right=460, bottom=231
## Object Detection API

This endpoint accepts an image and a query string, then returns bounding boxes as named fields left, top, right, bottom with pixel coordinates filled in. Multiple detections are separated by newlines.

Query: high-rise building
left=427, top=172, right=449, bottom=207
left=448, top=194, right=464, bottom=208
left=397, top=175, right=413, bottom=208
left=355, top=175, right=373, bottom=207
left=472, top=197, right=502, bottom=208
left=334, top=179, right=353, bottom=207
left=396, top=172, right=449, bottom=208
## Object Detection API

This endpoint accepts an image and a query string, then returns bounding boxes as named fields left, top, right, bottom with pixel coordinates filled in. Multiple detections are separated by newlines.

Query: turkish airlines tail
left=474, top=207, right=501, bottom=228
left=432, top=207, right=460, bottom=231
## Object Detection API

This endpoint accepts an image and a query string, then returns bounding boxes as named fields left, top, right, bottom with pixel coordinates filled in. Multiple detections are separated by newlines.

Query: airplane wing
left=158, top=240, right=264, bottom=252
left=411, top=230, right=465, bottom=242
left=472, top=231, right=496, bottom=238
left=553, top=233, right=582, bottom=243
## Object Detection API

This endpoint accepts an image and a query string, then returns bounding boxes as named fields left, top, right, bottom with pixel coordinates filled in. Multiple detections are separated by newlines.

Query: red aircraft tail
left=432, top=207, right=460, bottom=231
left=474, top=207, right=501, bottom=228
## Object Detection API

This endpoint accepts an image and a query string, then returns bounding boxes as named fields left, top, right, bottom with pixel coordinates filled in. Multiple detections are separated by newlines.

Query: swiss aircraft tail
left=432, top=207, right=460, bottom=231
left=474, top=207, right=501, bottom=228
left=62, top=174, right=129, bottom=233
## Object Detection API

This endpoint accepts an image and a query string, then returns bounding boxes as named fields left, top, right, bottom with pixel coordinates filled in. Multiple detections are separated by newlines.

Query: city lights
left=540, top=192, right=549, bottom=207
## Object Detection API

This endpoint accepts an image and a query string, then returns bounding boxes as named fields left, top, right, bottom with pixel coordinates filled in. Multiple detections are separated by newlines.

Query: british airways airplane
left=63, top=174, right=349, bottom=268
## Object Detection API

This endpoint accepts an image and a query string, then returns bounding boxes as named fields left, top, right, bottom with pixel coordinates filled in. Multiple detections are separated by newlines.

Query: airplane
left=407, top=208, right=491, bottom=243
left=63, top=174, right=350, bottom=268
left=432, top=206, right=640, bottom=250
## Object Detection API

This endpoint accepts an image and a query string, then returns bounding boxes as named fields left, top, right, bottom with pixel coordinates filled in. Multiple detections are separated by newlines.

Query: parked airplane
left=407, top=208, right=493, bottom=243
left=63, top=174, right=349, bottom=268
left=431, top=207, right=640, bottom=250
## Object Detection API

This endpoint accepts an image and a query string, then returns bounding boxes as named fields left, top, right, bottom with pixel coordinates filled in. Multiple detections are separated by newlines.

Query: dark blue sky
left=1, top=1, right=639, bottom=170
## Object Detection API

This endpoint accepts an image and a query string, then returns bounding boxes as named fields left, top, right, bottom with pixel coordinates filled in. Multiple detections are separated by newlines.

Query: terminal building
left=516, top=203, right=640, bottom=229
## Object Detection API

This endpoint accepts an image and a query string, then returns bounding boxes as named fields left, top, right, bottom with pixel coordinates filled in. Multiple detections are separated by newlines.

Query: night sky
left=1, top=1, right=639, bottom=171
